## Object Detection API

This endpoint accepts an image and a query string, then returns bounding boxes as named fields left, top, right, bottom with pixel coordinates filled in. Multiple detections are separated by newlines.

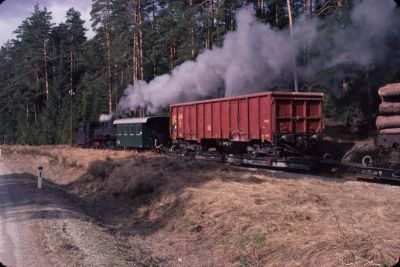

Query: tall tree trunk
left=189, top=0, right=195, bottom=59
left=26, top=101, right=29, bottom=120
left=70, top=36, right=74, bottom=99
left=59, top=41, right=64, bottom=110
left=70, top=36, right=74, bottom=146
left=132, top=0, right=144, bottom=117
left=210, top=0, right=215, bottom=48
left=34, top=64, right=39, bottom=87
left=114, top=71, right=118, bottom=114
left=204, top=0, right=215, bottom=49
left=169, top=38, right=176, bottom=71
left=34, top=104, right=37, bottom=124
left=257, top=0, right=264, bottom=14
left=229, top=8, right=235, bottom=32
left=104, top=0, right=113, bottom=114
left=132, top=0, right=143, bottom=82
left=152, top=0, right=158, bottom=74
left=43, top=38, right=49, bottom=102
left=303, top=0, right=312, bottom=78
left=70, top=88, right=73, bottom=146
left=287, top=0, right=299, bottom=92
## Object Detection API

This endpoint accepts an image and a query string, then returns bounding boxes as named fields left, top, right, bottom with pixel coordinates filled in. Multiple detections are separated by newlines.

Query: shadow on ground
left=0, top=173, right=89, bottom=225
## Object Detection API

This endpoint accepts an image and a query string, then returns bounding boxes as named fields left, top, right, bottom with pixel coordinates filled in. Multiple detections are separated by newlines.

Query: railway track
left=163, top=148, right=400, bottom=185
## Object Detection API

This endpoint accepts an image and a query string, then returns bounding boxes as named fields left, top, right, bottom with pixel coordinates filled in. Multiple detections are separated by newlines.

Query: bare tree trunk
left=132, top=33, right=136, bottom=84
left=104, top=0, right=113, bottom=114
left=169, top=40, right=173, bottom=70
left=257, top=0, right=264, bottom=13
left=70, top=36, right=74, bottom=98
left=152, top=0, right=159, bottom=73
left=230, top=7, right=234, bottom=31
left=210, top=0, right=215, bottom=48
left=70, top=36, right=74, bottom=146
left=133, top=0, right=144, bottom=117
left=26, top=101, right=29, bottom=120
left=287, top=0, right=299, bottom=92
left=43, top=38, right=49, bottom=102
left=35, top=64, right=39, bottom=87
left=303, top=0, right=308, bottom=18
left=189, top=0, right=195, bottom=58
left=70, top=88, right=73, bottom=146
left=34, top=105, right=37, bottom=124
left=303, top=0, right=312, bottom=82
left=114, top=71, right=118, bottom=114
left=139, top=27, right=143, bottom=80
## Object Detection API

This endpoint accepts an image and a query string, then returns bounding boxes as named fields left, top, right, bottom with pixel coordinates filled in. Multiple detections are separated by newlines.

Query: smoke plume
left=99, top=113, right=113, bottom=122
left=118, top=0, right=399, bottom=113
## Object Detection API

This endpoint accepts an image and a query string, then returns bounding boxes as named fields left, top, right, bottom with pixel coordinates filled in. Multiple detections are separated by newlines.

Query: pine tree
left=91, top=0, right=114, bottom=114
left=11, top=4, right=53, bottom=144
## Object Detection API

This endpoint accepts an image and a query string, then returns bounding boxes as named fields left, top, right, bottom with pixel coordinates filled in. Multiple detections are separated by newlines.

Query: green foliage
left=253, top=228, right=266, bottom=247
left=238, top=243, right=251, bottom=266
left=0, top=0, right=399, bottom=144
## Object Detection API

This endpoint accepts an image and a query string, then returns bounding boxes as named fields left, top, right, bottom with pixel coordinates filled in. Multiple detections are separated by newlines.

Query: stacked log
left=376, top=83, right=400, bottom=134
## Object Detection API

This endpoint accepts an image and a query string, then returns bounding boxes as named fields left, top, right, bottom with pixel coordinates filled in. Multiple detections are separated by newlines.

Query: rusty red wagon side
left=170, top=91, right=323, bottom=155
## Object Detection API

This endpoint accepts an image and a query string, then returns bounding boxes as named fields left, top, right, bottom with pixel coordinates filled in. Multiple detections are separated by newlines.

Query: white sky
left=0, top=0, right=95, bottom=46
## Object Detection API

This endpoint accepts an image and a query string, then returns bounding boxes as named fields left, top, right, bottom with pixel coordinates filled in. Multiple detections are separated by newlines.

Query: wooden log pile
left=376, top=83, right=400, bottom=134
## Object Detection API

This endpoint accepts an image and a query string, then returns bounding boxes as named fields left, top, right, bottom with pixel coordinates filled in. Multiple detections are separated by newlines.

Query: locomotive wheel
left=362, top=156, right=373, bottom=167
left=376, top=115, right=400, bottom=130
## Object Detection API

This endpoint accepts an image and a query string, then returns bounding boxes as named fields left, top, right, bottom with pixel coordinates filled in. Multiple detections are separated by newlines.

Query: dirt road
left=0, top=161, right=51, bottom=266
left=0, top=160, right=152, bottom=267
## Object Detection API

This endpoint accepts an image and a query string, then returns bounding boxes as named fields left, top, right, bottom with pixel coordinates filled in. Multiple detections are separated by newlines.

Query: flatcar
left=351, top=83, right=400, bottom=182
left=376, top=83, right=400, bottom=149
left=170, top=92, right=324, bottom=157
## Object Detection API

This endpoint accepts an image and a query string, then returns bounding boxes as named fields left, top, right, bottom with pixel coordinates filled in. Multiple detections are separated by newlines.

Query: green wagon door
left=116, top=123, right=144, bottom=148
left=130, top=123, right=144, bottom=148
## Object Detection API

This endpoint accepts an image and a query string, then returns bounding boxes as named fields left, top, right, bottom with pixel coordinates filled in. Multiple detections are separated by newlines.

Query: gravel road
left=0, top=160, right=153, bottom=267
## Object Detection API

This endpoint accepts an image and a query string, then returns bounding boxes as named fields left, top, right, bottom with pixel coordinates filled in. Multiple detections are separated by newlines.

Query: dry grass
left=1, top=145, right=399, bottom=266
left=0, top=145, right=137, bottom=184
left=166, top=175, right=400, bottom=266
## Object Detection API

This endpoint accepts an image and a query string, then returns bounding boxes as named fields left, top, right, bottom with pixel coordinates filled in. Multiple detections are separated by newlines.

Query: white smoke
left=118, top=7, right=301, bottom=113
left=118, top=0, right=398, bottom=113
left=309, top=0, right=397, bottom=69
left=99, top=113, right=113, bottom=122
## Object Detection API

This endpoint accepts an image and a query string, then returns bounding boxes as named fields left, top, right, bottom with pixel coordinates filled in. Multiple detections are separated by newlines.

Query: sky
left=0, top=0, right=95, bottom=46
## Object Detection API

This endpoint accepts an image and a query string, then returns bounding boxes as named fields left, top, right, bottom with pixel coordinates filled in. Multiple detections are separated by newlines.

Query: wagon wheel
left=362, top=155, right=373, bottom=167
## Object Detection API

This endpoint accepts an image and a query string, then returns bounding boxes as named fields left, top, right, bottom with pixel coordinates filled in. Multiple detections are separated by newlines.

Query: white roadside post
left=38, top=167, right=43, bottom=189
left=0, top=149, right=2, bottom=158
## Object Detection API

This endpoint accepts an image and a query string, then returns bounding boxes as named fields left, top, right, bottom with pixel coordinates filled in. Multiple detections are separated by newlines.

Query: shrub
left=125, top=173, right=166, bottom=197
left=88, top=160, right=116, bottom=178
left=108, top=161, right=167, bottom=198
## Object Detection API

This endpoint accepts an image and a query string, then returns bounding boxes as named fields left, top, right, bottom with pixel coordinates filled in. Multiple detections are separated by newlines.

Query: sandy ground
left=0, top=145, right=399, bottom=266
